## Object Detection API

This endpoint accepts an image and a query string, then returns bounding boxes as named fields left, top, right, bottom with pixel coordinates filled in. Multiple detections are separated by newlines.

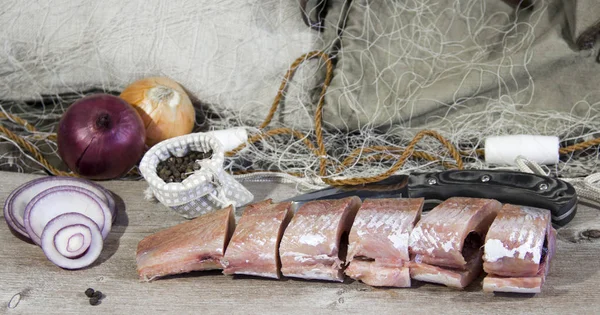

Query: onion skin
left=58, top=94, right=146, bottom=180
left=120, top=77, right=196, bottom=147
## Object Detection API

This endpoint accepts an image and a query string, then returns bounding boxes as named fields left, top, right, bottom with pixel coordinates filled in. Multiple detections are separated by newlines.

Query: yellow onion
left=120, top=77, right=195, bottom=147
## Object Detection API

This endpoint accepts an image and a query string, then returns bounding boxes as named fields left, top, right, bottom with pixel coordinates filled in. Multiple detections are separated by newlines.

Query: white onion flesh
left=54, top=224, right=92, bottom=258
left=41, top=213, right=103, bottom=270
left=3, top=176, right=116, bottom=238
left=23, top=186, right=112, bottom=245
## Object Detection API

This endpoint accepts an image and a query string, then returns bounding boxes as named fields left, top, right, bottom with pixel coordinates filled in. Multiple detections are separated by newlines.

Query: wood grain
left=1, top=171, right=599, bottom=314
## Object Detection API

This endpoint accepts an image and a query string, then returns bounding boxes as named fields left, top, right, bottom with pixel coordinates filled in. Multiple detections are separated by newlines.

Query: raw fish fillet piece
left=345, top=260, right=411, bottom=287
left=483, top=204, right=553, bottom=277
left=409, top=248, right=484, bottom=289
left=483, top=205, right=557, bottom=293
left=482, top=275, right=544, bottom=294
left=136, top=206, right=235, bottom=281
left=409, top=197, right=502, bottom=270
left=279, top=196, right=361, bottom=282
left=345, top=198, right=424, bottom=287
left=222, top=199, right=293, bottom=279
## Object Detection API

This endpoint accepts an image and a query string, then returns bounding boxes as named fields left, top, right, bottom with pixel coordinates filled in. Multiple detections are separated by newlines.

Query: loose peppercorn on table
left=1, top=171, right=599, bottom=314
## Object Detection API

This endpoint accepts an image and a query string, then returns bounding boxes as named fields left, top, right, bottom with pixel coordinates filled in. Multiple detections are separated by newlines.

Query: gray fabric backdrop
left=1, top=0, right=599, bottom=132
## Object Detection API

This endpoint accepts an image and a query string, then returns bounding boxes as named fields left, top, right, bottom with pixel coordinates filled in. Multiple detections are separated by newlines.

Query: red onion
left=23, top=186, right=112, bottom=245
left=4, top=177, right=114, bottom=270
left=41, top=213, right=103, bottom=270
left=58, top=94, right=146, bottom=180
left=3, top=176, right=116, bottom=238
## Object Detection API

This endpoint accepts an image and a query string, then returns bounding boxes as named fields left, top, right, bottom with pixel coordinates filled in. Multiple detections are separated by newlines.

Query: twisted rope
left=0, top=113, right=72, bottom=177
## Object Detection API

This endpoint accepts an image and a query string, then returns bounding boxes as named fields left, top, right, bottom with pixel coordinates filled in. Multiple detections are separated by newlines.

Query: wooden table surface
left=1, top=171, right=599, bottom=314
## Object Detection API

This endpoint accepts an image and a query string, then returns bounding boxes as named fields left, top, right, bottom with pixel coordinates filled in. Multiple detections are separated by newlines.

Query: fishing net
left=1, top=0, right=600, bottom=188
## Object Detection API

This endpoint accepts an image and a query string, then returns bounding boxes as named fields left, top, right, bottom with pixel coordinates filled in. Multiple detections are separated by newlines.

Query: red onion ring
left=54, top=224, right=92, bottom=258
left=3, top=176, right=116, bottom=238
left=41, top=213, right=103, bottom=270
left=23, top=186, right=112, bottom=245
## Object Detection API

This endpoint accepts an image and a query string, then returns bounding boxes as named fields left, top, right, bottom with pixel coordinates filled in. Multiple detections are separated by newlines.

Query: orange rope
left=224, top=52, right=468, bottom=185
left=0, top=113, right=73, bottom=177
left=559, top=138, right=600, bottom=155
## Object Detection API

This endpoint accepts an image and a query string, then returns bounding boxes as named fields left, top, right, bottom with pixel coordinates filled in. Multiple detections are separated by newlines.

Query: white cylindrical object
left=206, top=128, right=248, bottom=152
left=484, top=135, right=559, bottom=165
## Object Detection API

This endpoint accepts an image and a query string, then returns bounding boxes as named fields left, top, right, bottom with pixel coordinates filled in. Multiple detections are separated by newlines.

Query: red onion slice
left=23, top=186, right=112, bottom=245
left=54, top=224, right=92, bottom=258
left=3, top=176, right=116, bottom=238
left=41, top=213, right=103, bottom=270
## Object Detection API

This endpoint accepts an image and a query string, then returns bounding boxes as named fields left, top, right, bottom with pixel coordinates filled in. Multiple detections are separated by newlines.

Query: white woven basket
left=139, top=133, right=254, bottom=218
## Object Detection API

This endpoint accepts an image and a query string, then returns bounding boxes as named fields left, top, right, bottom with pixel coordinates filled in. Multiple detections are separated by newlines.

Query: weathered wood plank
left=1, top=171, right=599, bottom=314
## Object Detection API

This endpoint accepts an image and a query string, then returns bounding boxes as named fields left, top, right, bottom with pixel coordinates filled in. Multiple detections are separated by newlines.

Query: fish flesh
left=482, top=204, right=557, bottom=293
left=409, top=197, right=502, bottom=270
left=345, top=198, right=423, bottom=287
left=482, top=228, right=556, bottom=293
left=483, top=204, right=553, bottom=277
left=222, top=199, right=293, bottom=279
left=136, top=206, right=235, bottom=281
left=279, top=196, right=361, bottom=282
left=409, top=197, right=502, bottom=288
left=345, top=260, right=411, bottom=287
left=409, top=250, right=483, bottom=289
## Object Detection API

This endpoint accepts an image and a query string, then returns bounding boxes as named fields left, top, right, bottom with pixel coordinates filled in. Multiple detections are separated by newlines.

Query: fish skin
left=222, top=199, right=293, bottom=279
left=279, top=196, right=361, bottom=282
left=344, top=198, right=423, bottom=287
left=409, top=197, right=502, bottom=270
left=136, top=206, right=235, bottom=281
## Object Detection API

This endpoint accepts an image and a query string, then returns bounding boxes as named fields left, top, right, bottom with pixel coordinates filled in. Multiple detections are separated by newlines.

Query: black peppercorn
left=155, top=151, right=214, bottom=183
left=89, top=296, right=100, bottom=306
left=84, top=288, right=95, bottom=297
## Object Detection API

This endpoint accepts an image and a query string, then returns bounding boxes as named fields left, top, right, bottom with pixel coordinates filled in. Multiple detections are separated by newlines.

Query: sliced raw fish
left=136, top=206, right=235, bottom=281
left=222, top=199, right=293, bottom=279
left=483, top=204, right=553, bottom=277
left=408, top=197, right=501, bottom=288
left=482, top=274, right=544, bottom=294
left=345, top=260, right=411, bottom=287
left=483, top=204, right=557, bottom=293
left=279, top=196, right=361, bottom=282
left=345, top=198, right=423, bottom=287
left=409, top=248, right=483, bottom=289
left=409, top=197, right=501, bottom=270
